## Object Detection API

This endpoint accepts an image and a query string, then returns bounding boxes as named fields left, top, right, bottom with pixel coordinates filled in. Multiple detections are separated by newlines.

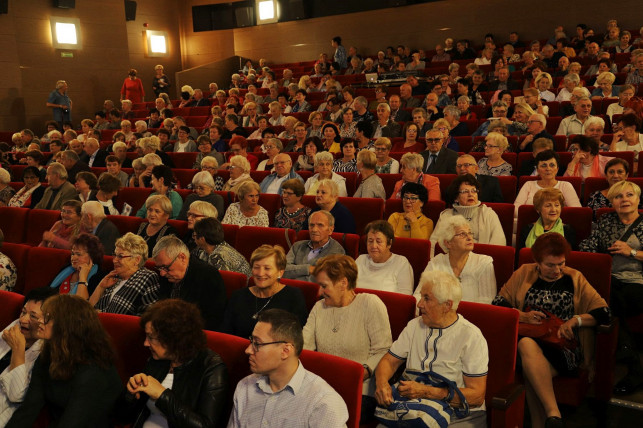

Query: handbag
left=374, top=369, right=470, bottom=428
left=518, top=306, right=577, bottom=351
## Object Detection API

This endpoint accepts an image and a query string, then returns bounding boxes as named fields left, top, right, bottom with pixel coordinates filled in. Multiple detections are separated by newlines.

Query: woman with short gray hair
left=178, top=171, right=224, bottom=222
left=304, top=151, right=348, bottom=197
left=136, top=195, right=178, bottom=257
left=391, top=153, right=440, bottom=200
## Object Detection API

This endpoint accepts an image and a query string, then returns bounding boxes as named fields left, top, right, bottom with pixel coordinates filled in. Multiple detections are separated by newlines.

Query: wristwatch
left=630, top=249, right=638, bottom=258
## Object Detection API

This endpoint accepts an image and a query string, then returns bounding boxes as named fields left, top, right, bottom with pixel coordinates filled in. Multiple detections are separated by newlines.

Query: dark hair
left=570, top=135, right=598, bottom=155
left=296, top=89, right=307, bottom=97
left=106, top=155, right=120, bottom=165
left=151, top=165, right=174, bottom=187
left=49, top=139, right=64, bottom=148
left=98, top=173, right=122, bottom=193
left=321, top=123, right=340, bottom=143
left=281, top=178, right=305, bottom=197
left=140, top=299, right=207, bottom=363
left=109, top=109, right=121, bottom=118
left=604, top=157, right=630, bottom=175
left=41, top=295, right=116, bottom=380
left=256, top=309, right=303, bottom=355
left=26, top=150, right=43, bottom=163
left=535, top=149, right=560, bottom=166
left=162, top=108, right=174, bottom=118
left=330, top=61, right=340, bottom=71
left=342, top=86, right=355, bottom=97
left=22, top=166, right=40, bottom=181
left=157, top=128, right=171, bottom=138
left=178, top=125, right=191, bottom=134
left=94, top=111, right=106, bottom=119
left=193, top=217, right=224, bottom=246
left=339, top=138, right=355, bottom=150
left=619, top=113, right=642, bottom=132
left=402, top=121, right=419, bottom=138
left=71, top=233, right=104, bottom=265
left=447, top=174, right=481, bottom=205
left=76, top=171, right=98, bottom=190
left=531, top=232, right=571, bottom=263
left=364, top=220, right=395, bottom=245
left=226, top=114, right=239, bottom=126
left=304, top=136, right=323, bottom=152
left=261, top=127, right=276, bottom=138
left=356, top=120, right=373, bottom=137
left=62, top=199, right=82, bottom=215
left=401, top=182, right=428, bottom=204
left=23, top=287, right=58, bottom=306
left=149, top=108, right=159, bottom=115
left=597, top=58, right=612, bottom=68
left=332, top=36, right=342, bottom=45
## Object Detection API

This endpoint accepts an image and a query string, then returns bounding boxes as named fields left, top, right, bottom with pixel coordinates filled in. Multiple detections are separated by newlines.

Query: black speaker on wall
left=0, top=0, right=7, bottom=14
left=54, top=0, right=75, bottom=8
left=124, top=0, right=137, bottom=21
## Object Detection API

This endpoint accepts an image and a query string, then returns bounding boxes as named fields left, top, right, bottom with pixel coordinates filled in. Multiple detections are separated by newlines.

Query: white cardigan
left=304, top=172, right=348, bottom=197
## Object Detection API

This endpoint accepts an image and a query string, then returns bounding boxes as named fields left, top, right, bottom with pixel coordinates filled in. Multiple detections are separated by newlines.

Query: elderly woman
left=197, top=156, right=225, bottom=191
left=387, top=182, right=433, bottom=240
left=151, top=64, right=170, bottom=97
left=277, top=116, right=298, bottom=140
left=564, top=135, right=613, bottom=181
left=433, top=174, right=506, bottom=251
left=193, top=135, right=223, bottom=169
left=580, top=180, right=643, bottom=395
left=40, top=200, right=84, bottom=249
left=304, top=151, right=348, bottom=197
left=515, top=150, right=582, bottom=216
left=183, top=200, right=219, bottom=251
left=8, top=166, right=44, bottom=208
left=247, top=116, right=269, bottom=140
left=257, top=138, right=283, bottom=172
left=89, top=232, right=160, bottom=315
left=307, top=111, right=324, bottom=138
left=591, top=72, right=618, bottom=99
left=136, top=195, right=178, bottom=257
left=135, top=152, right=163, bottom=189
left=295, top=136, right=323, bottom=172
left=356, top=221, right=414, bottom=294
left=495, top=233, right=610, bottom=427
left=477, top=132, right=513, bottom=176
left=606, top=84, right=636, bottom=121
left=535, top=72, right=556, bottom=102
left=508, top=103, right=536, bottom=136
left=120, top=299, right=228, bottom=427
left=391, top=122, right=424, bottom=153
left=305, top=254, right=393, bottom=423
left=375, top=270, right=488, bottom=426
left=418, top=215, right=496, bottom=304
left=192, top=217, right=251, bottom=276
left=338, top=108, right=357, bottom=139
left=222, top=181, right=269, bottom=227
left=391, top=152, right=440, bottom=200
left=274, top=179, right=311, bottom=233
left=0, top=169, right=14, bottom=207
left=283, top=121, right=307, bottom=152
left=518, top=188, right=577, bottom=251
left=6, top=295, right=121, bottom=427
left=135, top=165, right=182, bottom=219
left=305, top=179, right=356, bottom=234
left=49, top=233, right=106, bottom=298
left=457, top=96, right=477, bottom=120
left=610, top=113, right=643, bottom=161
left=333, top=138, right=358, bottom=173
left=354, top=150, right=386, bottom=199
left=222, top=155, right=253, bottom=194
left=75, top=171, right=98, bottom=203
left=222, top=245, right=307, bottom=338
left=586, top=158, right=634, bottom=218
left=178, top=171, right=224, bottom=222
left=321, top=122, right=341, bottom=153
left=128, top=158, right=146, bottom=188
left=556, top=73, right=581, bottom=102
left=373, top=137, right=400, bottom=174
left=432, top=118, right=458, bottom=151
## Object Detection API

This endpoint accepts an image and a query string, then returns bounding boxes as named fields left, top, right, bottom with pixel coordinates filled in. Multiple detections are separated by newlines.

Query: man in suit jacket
left=456, top=154, right=504, bottom=203
left=192, top=89, right=211, bottom=107
left=81, top=201, right=120, bottom=255
left=488, top=67, right=520, bottom=92
left=371, top=103, right=401, bottom=139
left=34, top=163, right=79, bottom=210
left=517, top=114, right=554, bottom=153
left=420, top=129, right=458, bottom=174
left=399, top=84, right=421, bottom=109
left=388, top=95, right=411, bottom=122
left=60, top=150, right=91, bottom=184
left=83, top=138, right=108, bottom=168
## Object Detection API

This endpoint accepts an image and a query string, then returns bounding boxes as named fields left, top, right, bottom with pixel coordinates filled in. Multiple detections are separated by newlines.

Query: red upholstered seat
left=497, top=176, right=518, bottom=203
left=107, top=215, right=147, bottom=235
left=337, top=172, right=358, bottom=196
left=517, top=248, right=616, bottom=403
left=236, top=226, right=296, bottom=261
left=257, top=193, right=281, bottom=225
left=23, top=247, right=70, bottom=294
left=432, top=174, right=457, bottom=198
left=355, top=288, right=416, bottom=340
left=358, top=235, right=430, bottom=287
left=222, top=223, right=239, bottom=247
left=0, top=290, right=25, bottom=329
left=337, top=197, right=384, bottom=235
left=472, top=243, right=515, bottom=291
left=0, top=207, right=29, bottom=243
left=114, top=187, right=153, bottom=214
left=24, top=209, right=65, bottom=246
left=173, top=169, right=198, bottom=188
left=377, top=173, right=402, bottom=198
left=167, top=152, right=198, bottom=169
left=516, top=205, right=593, bottom=247
left=220, top=270, right=248, bottom=298
left=483, top=203, right=514, bottom=246
left=167, top=219, right=189, bottom=237
left=383, top=199, right=446, bottom=226
left=2, top=243, right=30, bottom=293
left=584, top=177, right=643, bottom=203
left=296, top=230, right=360, bottom=259
left=98, top=313, right=147, bottom=383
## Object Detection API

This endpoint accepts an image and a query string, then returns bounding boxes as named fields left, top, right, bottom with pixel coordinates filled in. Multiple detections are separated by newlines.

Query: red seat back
left=337, top=197, right=384, bottom=235
left=173, top=169, right=198, bottom=188
left=355, top=288, right=416, bottom=340
left=279, top=278, right=320, bottom=312
left=472, top=244, right=515, bottom=291
left=296, top=230, right=360, bottom=259
left=0, top=290, right=25, bottom=329
left=98, top=313, right=148, bottom=383
left=432, top=174, right=457, bottom=198
left=257, top=193, right=282, bottom=225
left=0, top=207, right=29, bottom=243
left=25, top=209, right=66, bottom=246
left=23, top=247, right=70, bottom=294
left=516, top=206, right=593, bottom=247
left=114, top=187, right=153, bottom=214
left=483, top=203, right=514, bottom=246
left=377, top=173, right=402, bottom=198
left=1, top=243, right=30, bottom=293
left=220, top=270, right=249, bottom=298
left=107, top=215, right=147, bottom=235
left=167, top=152, right=198, bottom=169
left=497, top=176, right=518, bottom=203
left=236, top=226, right=296, bottom=261
left=167, top=219, right=189, bottom=237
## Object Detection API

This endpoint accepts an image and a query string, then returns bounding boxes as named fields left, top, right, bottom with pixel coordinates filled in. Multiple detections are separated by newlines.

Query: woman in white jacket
left=304, top=151, right=348, bottom=197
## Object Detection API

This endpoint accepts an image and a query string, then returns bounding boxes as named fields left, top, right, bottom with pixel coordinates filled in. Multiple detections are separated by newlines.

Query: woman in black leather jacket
left=121, top=299, right=229, bottom=427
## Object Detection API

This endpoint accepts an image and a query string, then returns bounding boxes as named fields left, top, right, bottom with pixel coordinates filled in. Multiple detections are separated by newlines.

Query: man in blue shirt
left=46, top=80, right=72, bottom=127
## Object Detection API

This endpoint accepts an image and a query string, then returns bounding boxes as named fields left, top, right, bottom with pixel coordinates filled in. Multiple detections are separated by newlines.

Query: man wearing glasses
left=0, top=287, right=57, bottom=425
left=456, top=155, right=504, bottom=203
left=228, top=309, right=348, bottom=428
left=420, top=129, right=458, bottom=174
left=520, top=113, right=554, bottom=153
left=260, top=154, right=304, bottom=195
left=151, top=235, right=226, bottom=332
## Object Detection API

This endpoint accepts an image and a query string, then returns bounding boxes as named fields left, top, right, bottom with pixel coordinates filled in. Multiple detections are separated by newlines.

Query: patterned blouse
left=194, top=242, right=252, bottom=276
left=333, top=158, right=358, bottom=173
left=477, top=157, right=513, bottom=176
left=94, top=268, right=160, bottom=316
left=187, top=175, right=225, bottom=192
left=222, top=203, right=269, bottom=227
left=0, top=252, right=17, bottom=292
left=273, top=205, right=312, bottom=233
left=339, top=122, right=357, bottom=139
left=375, top=158, right=399, bottom=174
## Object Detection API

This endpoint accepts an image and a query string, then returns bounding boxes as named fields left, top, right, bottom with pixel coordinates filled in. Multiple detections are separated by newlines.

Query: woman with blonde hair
left=222, top=155, right=253, bottom=193
left=391, top=153, right=440, bottom=200
left=477, top=132, right=512, bottom=176
left=136, top=195, right=178, bottom=257
left=591, top=72, right=618, bottom=99
left=354, top=150, right=386, bottom=199
left=152, top=64, right=170, bottom=97
left=373, top=137, right=399, bottom=174
left=535, top=72, right=555, bottom=102
left=508, top=103, right=535, bottom=136
left=222, top=181, right=269, bottom=227
left=304, top=151, right=348, bottom=196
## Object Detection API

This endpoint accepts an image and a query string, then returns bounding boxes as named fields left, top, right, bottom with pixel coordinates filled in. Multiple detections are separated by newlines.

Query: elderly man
left=443, top=105, right=469, bottom=137
left=229, top=309, right=348, bottom=428
left=154, top=97, right=166, bottom=112
left=68, top=139, right=84, bottom=157
left=556, top=96, right=593, bottom=136
left=107, top=109, right=122, bottom=130
left=420, top=129, right=458, bottom=174
left=399, top=83, right=421, bottom=109
left=83, top=138, right=108, bottom=168
left=489, top=67, right=519, bottom=92
left=456, top=155, right=504, bottom=203
left=371, top=103, right=401, bottom=139
left=0, top=287, right=58, bottom=425
left=34, top=163, right=79, bottom=210
left=279, top=69, right=294, bottom=87
left=152, top=235, right=227, bottom=331
left=80, top=201, right=119, bottom=255
left=60, top=150, right=91, bottom=184
left=541, top=44, right=563, bottom=69
left=284, top=211, right=345, bottom=282
left=519, top=113, right=554, bottom=152
left=581, top=42, right=600, bottom=60
left=625, top=53, right=643, bottom=85
left=93, top=111, right=110, bottom=131
left=375, top=271, right=488, bottom=426
left=46, top=80, right=71, bottom=127
left=423, top=93, right=444, bottom=121
left=388, top=95, right=411, bottom=122
left=472, top=101, right=509, bottom=137
left=406, top=75, right=430, bottom=96
left=353, top=96, right=374, bottom=123
left=260, top=154, right=304, bottom=195
left=191, top=89, right=210, bottom=107
left=432, top=44, right=451, bottom=62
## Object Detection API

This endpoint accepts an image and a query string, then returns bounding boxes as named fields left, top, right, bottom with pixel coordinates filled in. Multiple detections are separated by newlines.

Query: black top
left=178, top=193, right=225, bottom=221
left=6, top=358, right=121, bottom=428
left=158, top=256, right=227, bottom=332
left=517, top=223, right=578, bottom=252
left=136, top=223, right=178, bottom=258
left=222, top=285, right=308, bottom=338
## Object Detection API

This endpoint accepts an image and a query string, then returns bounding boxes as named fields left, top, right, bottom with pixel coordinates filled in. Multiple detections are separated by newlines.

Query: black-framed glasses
left=155, top=254, right=179, bottom=273
left=248, top=336, right=289, bottom=353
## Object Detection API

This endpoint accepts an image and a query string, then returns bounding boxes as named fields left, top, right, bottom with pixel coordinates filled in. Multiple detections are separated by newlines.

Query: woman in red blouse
left=120, top=69, right=145, bottom=104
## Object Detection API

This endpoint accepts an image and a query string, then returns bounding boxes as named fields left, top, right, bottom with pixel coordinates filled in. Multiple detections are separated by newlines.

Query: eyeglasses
left=527, top=120, right=542, bottom=124
left=248, top=336, right=289, bottom=353
left=156, top=253, right=179, bottom=274
left=282, top=190, right=296, bottom=196
left=426, top=138, right=442, bottom=143
left=459, top=188, right=479, bottom=195
left=113, top=253, right=134, bottom=260
left=374, top=147, right=388, bottom=152
left=194, top=185, right=210, bottom=192
left=227, top=165, right=240, bottom=170
left=453, top=231, right=474, bottom=239
left=202, top=166, right=216, bottom=171
left=265, top=145, right=277, bottom=150
left=187, top=212, right=205, bottom=219
left=402, top=195, right=420, bottom=202
left=60, top=209, right=76, bottom=215
left=456, top=163, right=476, bottom=168
left=485, top=144, right=499, bottom=149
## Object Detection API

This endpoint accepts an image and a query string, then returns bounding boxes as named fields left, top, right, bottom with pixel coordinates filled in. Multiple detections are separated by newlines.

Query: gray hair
left=192, top=170, right=215, bottom=189
left=316, top=179, right=339, bottom=198
left=229, top=155, right=251, bottom=174
left=135, top=120, right=148, bottom=131
left=142, top=153, right=163, bottom=167
left=400, top=152, right=424, bottom=172
left=584, top=116, right=606, bottom=130
left=115, top=233, right=148, bottom=268
left=563, top=73, right=580, bottom=84
left=314, top=151, right=334, bottom=167
left=145, top=194, right=172, bottom=215
left=112, top=141, right=127, bottom=152
left=0, top=169, right=10, bottom=185
left=377, top=102, right=391, bottom=112
left=432, top=215, right=470, bottom=249
left=61, top=150, right=79, bottom=162
left=309, top=210, right=335, bottom=227
left=201, top=156, right=219, bottom=169
left=81, top=201, right=106, bottom=219
left=189, top=201, right=218, bottom=219
left=47, top=162, right=68, bottom=180
left=355, top=96, right=368, bottom=108
left=443, top=105, right=461, bottom=118
left=418, top=270, right=463, bottom=310
left=152, top=235, right=190, bottom=259
left=530, top=113, right=547, bottom=127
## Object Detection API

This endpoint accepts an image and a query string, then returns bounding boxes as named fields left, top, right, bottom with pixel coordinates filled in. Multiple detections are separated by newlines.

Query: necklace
left=332, top=308, right=343, bottom=333
left=252, top=294, right=275, bottom=320
left=539, top=275, right=560, bottom=303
